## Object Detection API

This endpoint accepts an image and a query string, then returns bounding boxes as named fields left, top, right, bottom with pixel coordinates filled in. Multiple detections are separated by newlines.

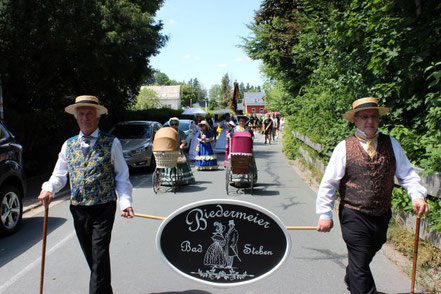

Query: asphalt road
left=0, top=133, right=418, bottom=294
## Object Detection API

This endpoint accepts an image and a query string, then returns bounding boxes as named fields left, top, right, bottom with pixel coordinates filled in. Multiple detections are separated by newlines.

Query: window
left=251, top=108, right=256, bottom=113
left=259, top=108, right=264, bottom=113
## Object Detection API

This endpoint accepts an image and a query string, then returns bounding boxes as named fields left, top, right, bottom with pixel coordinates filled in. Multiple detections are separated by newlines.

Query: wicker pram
left=152, top=127, right=180, bottom=168
left=226, top=131, right=256, bottom=194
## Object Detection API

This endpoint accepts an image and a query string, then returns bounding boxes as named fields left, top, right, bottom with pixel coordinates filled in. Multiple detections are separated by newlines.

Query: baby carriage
left=152, top=127, right=181, bottom=193
left=225, top=131, right=256, bottom=195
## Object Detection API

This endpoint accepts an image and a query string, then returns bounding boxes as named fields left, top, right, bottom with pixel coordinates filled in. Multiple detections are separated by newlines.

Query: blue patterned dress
left=195, top=130, right=218, bottom=170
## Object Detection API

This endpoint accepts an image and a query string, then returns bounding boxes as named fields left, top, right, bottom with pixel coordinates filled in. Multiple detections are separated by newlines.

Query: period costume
left=41, top=96, right=133, bottom=294
left=159, top=118, right=195, bottom=186
left=195, top=121, right=218, bottom=171
left=214, top=119, right=229, bottom=153
left=188, top=116, right=202, bottom=161
left=316, top=97, right=427, bottom=294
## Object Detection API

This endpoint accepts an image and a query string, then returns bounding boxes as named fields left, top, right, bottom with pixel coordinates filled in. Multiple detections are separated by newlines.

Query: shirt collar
left=356, top=128, right=379, bottom=139
left=80, top=128, right=99, bottom=139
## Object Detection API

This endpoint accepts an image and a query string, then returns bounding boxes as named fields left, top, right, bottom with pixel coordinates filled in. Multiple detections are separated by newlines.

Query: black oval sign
left=156, top=199, right=291, bottom=287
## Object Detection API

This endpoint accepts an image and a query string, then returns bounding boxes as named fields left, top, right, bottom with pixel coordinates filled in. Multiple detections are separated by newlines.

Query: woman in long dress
left=188, top=114, right=202, bottom=160
left=214, top=113, right=230, bottom=153
left=159, top=117, right=195, bottom=186
left=195, top=120, right=218, bottom=171
left=204, top=222, right=226, bottom=268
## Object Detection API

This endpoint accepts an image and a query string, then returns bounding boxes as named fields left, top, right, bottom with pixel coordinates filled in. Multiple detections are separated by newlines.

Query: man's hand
left=38, top=190, right=53, bottom=209
left=121, top=207, right=134, bottom=218
left=317, top=219, right=333, bottom=232
left=412, top=198, right=428, bottom=217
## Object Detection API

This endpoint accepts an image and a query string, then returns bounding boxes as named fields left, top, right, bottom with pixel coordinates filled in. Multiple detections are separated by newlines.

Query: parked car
left=109, top=121, right=162, bottom=169
left=162, top=119, right=195, bottom=151
left=0, top=122, right=25, bottom=235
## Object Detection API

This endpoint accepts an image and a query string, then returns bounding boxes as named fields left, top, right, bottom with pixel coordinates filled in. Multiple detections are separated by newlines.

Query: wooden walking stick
left=410, top=215, right=421, bottom=294
left=39, top=205, right=49, bottom=294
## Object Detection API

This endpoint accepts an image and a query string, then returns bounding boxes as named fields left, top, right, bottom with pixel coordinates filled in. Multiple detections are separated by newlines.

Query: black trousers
left=70, top=201, right=116, bottom=294
left=339, top=204, right=391, bottom=294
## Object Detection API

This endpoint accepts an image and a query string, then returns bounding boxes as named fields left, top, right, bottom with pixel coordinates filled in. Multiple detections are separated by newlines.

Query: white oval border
left=156, top=199, right=292, bottom=288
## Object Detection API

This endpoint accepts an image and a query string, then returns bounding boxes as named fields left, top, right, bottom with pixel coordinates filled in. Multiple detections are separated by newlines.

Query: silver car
left=109, top=121, right=162, bottom=169
left=162, top=119, right=195, bottom=151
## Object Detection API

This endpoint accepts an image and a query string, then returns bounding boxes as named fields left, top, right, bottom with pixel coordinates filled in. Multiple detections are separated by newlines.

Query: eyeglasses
left=355, top=114, right=380, bottom=121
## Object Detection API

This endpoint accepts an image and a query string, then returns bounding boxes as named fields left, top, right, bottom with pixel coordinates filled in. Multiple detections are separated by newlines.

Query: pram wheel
left=152, top=168, right=160, bottom=194
left=225, top=165, right=231, bottom=195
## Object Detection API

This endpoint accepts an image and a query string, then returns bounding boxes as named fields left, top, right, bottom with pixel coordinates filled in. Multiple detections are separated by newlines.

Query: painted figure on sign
left=224, top=220, right=240, bottom=269
left=203, top=222, right=227, bottom=268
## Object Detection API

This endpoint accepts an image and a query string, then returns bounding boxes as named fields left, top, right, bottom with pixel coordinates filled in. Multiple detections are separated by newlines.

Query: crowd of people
left=37, top=95, right=428, bottom=294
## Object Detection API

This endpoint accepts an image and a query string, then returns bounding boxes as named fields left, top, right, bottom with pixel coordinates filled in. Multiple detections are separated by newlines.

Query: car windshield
left=179, top=121, right=190, bottom=131
left=111, top=124, right=151, bottom=139
left=164, top=121, right=190, bottom=132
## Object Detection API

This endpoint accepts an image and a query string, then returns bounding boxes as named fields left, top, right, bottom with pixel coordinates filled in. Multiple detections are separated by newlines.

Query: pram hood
left=153, top=127, right=179, bottom=152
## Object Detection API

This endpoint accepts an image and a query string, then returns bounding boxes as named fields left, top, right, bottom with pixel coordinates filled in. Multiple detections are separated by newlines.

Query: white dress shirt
left=316, top=130, right=427, bottom=220
left=42, top=129, right=133, bottom=211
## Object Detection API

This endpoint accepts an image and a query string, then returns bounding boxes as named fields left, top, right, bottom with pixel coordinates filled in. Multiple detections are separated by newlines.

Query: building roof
left=142, top=85, right=181, bottom=100
left=243, top=92, right=265, bottom=106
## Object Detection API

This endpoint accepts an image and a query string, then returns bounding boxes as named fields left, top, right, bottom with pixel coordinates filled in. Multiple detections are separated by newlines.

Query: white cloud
left=194, top=56, right=200, bottom=61
left=235, top=57, right=244, bottom=62
left=183, top=54, right=191, bottom=59
left=167, top=19, right=177, bottom=25
left=217, top=64, right=228, bottom=68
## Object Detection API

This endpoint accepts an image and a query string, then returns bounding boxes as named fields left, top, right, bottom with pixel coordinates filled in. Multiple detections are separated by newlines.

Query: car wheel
left=0, top=185, right=23, bottom=235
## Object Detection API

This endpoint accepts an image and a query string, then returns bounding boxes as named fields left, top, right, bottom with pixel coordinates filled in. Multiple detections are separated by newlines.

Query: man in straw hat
left=315, top=97, right=428, bottom=294
left=38, top=95, right=134, bottom=294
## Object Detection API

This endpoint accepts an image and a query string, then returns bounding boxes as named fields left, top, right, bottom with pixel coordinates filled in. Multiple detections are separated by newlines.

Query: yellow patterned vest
left=66, top=132, right=116, bottom=206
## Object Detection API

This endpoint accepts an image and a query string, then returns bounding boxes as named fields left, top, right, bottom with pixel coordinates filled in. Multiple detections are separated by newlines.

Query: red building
left=243, top=92, right=266, bottom=115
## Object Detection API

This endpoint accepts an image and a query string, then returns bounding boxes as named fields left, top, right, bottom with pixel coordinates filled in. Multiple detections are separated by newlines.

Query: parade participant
left=214, top=113, right=231, bottom=153
left=262, top=113, right=273, bottom=145
left=38, top=95, right=134, bottom=294
left=188, top=114, right=202, bottom=160
left=230, top=115, right=257, bottom=183
left=316, top=97, right=428, bottom=294
left=195, top=120, right=218, bottom=170
left=224, top=121, right=236, bottom=168
left=159, top=117, right=195, bottom=186
left=271, top=113, right=277, bottom=141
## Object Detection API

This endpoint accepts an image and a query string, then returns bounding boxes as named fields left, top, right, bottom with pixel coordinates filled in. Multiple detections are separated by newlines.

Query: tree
left=208, top=84, right=220, bottom=110
left=0, top=0, right=167, bottom=114
left=131, top=88, right=161, bottom=109
left=219, top=73, right=232, bottom=108
left=180, top=78, right=207, bottom=106
left=153, top=72, right=171, bottom=85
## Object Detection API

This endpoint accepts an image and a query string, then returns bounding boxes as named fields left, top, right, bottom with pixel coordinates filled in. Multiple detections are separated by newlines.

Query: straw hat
left=65, top=95, right=108, bottom=116
left=198, top=120, right=210, bottom=128
left=343, top=97, right=389, bottom=122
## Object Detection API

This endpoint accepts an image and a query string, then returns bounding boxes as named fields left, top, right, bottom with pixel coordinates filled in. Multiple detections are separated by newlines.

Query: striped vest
left=339, top=133, right=396, bottom=216
left=66, top=131, right=116, bottom=206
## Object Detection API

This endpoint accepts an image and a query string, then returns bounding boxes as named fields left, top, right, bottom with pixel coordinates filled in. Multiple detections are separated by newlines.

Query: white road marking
left=0, top=231, right=75, bottom=294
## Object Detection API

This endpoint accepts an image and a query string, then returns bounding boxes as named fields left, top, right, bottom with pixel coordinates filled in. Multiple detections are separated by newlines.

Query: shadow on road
left=253, top=150, right=277, bottom=158
left=150, top=290, right=212, bottom=294
left=278, top=196, right=305, bottom=210
left=297, top=247, right=347, bottom=269
left=0, top=216, right=67, bottom=267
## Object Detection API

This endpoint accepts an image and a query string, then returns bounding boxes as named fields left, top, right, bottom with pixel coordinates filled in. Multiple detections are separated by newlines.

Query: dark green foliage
left=244, top=0, right=441, bottom=232
left=0, top=0, right=167, bottom=176
left=243, top=0, right=441, bottom=173
left=0, top=0, right=167, bottom=113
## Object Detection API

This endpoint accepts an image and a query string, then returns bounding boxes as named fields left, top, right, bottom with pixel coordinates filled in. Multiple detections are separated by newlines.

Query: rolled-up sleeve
left=391, top=137, right=427, bottom=200
left=111, top=138, right=133, bottom=211
left=316, top=141, right=347, bottom=220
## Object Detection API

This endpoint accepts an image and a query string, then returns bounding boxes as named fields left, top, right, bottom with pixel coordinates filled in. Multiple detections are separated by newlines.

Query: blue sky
left=150, top=0, right=264, bottom=90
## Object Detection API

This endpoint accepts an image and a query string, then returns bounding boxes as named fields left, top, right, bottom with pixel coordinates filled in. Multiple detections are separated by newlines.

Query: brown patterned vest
left=339, top=133, right=396, bottom=216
